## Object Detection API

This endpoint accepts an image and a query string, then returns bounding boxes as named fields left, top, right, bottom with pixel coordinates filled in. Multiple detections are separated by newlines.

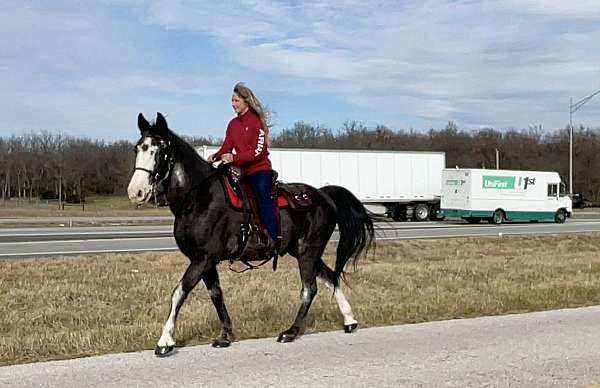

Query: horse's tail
left=320, top=185, right=375, bottom=286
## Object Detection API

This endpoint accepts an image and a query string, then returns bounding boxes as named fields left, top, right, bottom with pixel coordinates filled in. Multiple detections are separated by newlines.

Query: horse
left=127, top=112, right=374, bottom=357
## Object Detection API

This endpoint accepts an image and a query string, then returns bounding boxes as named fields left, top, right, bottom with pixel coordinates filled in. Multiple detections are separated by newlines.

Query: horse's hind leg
left=277, top=250, right=320, bottom=343
left=155, top=260, right=205, bottom=357
left=317, top=264, right=358, bottom=333
left=202, top=266, right=234, bottom=348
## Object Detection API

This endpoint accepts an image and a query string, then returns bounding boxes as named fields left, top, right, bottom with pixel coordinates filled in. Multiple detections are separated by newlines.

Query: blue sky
left=3, top=0, right=600, bottom=141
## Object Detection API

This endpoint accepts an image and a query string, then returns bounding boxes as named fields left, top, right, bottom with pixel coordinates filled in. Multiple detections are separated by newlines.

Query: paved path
left=1, top=306, right=599, bottom=387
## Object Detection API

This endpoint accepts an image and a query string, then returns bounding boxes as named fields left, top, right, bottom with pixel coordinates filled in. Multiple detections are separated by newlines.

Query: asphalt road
left=1, top=306, right=599, bottom=387
left=0, top=209, right=598, bottom=225
left=0, top=216, right=173, bottom=225
left=3, top=218, right=600, bottom=257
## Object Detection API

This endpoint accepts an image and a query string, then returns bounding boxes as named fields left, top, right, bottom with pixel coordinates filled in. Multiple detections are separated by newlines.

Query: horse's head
left=127, top=112, right=175, bottom=204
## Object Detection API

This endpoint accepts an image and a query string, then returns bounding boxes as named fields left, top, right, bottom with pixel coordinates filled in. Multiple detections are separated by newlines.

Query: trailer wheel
left=413, top=203, right=430, bottom=221
left=491, top=209, right=505, bottom=225
left=554, top=209, right=566, bottom=224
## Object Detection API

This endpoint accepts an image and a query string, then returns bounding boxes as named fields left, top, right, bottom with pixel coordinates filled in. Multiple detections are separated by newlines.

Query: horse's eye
left=142, top=144, right=149, bottom=152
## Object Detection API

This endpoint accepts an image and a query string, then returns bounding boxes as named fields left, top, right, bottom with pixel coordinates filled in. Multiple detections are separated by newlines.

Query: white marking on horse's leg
left=157, top=282, right=184, bottom=347
left=301, top=283, right=311, bottom=303
left=333, top=286, right=358, bottom=326
left=320, top=278, right=358, bottom=326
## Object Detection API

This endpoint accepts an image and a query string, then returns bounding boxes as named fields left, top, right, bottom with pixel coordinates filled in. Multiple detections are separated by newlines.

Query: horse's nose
left=137, top=190, right=143, bottom=198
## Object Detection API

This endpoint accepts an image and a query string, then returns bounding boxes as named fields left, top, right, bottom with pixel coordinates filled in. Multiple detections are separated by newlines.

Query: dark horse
left=128, top=113, right=374, bottom=357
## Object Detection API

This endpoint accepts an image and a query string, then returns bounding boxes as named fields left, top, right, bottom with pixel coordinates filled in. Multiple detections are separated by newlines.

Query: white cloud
left=503, top=0, right=600, bottom=19
left=134, top=0, right=600, bottom=130
left=138, top=0, right=600, bottom=127
left=3, top=0, right=600, bottom=139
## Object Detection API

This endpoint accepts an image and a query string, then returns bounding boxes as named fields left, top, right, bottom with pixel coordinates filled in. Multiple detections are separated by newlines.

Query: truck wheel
left=492, top=209, right=505, bottom=225
left=554, top=209, right=566, bottom=224
left=413, top=203, right=430, bottom=221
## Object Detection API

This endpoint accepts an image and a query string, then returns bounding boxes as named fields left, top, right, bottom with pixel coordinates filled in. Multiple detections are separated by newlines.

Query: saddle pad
left=222, top=176, right=290, bottom=210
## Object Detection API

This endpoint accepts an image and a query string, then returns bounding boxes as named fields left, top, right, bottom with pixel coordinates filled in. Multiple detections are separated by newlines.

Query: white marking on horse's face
left=128, top=137, right=160, bottom=203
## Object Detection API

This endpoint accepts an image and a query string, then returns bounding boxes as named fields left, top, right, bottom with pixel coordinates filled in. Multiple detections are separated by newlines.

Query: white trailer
left=439, top=168, right=572, bottom=224
left=199, top=146, right=446, bottom=221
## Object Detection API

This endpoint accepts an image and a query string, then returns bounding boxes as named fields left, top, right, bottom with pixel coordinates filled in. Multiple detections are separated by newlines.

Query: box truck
left=199, top=146, right=446, bottom=221
left=439, top=168, right=572, bottom=224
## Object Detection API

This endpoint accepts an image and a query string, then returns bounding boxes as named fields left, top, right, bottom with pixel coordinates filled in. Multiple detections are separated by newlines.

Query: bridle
left=133, top=136, right=174, bottom=202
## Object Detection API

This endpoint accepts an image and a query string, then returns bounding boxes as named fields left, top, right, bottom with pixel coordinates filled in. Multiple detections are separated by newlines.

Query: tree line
left=1, top=122, right=599, bottom=204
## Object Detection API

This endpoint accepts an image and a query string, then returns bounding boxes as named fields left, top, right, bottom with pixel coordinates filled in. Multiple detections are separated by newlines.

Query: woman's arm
left=211, top=125, right=234, bottom=161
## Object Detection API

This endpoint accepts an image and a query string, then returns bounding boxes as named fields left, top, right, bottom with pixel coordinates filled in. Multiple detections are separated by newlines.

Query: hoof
left=212, top=336, right=231, bottom=348
left=344, top=323, right=358, bottom=333
left=277, top=331, right=298, bottom=343
left=154, top=345, right=174, bottom=357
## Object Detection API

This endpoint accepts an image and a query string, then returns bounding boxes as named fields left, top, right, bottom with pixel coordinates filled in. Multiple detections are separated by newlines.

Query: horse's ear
left=138, top=113, right=151, bottom=134
left=155, top=112, right=170, bottom=138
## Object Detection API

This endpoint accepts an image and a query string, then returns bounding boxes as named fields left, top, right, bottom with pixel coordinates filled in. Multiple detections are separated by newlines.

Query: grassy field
left=0, top=195, right=170, bottom=217
left=2, top=233, right=600, bottom=366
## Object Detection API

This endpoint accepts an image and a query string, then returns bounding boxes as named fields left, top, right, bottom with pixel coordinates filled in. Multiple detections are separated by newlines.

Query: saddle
left=222, top=175, right=313, bottom=211
left=220, top=168, right=313, bottom=271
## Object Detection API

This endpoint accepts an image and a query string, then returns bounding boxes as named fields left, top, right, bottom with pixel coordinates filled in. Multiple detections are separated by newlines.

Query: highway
left=2, top=217, right=600, bottom=257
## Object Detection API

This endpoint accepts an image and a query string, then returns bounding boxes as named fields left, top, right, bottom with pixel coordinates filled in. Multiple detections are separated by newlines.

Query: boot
left=267, top=235, right=281, bottom=271
left=265, top=234, right=279, bottom=258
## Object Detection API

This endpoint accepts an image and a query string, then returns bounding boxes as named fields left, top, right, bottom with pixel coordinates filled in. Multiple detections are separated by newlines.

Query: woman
left=208, top=82, right=278, bottom=256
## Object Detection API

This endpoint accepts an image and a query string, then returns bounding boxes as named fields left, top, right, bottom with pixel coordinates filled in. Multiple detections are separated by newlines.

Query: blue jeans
left=246, top=170, right=278, bottom=243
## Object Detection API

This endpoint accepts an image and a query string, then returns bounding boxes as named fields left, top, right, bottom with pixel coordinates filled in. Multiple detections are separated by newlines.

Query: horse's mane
left=160, top=126, right=217, bottom=185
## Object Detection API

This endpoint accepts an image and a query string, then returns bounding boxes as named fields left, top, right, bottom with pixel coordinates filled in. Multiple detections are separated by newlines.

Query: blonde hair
left=233, top=82, right=271, bottom=146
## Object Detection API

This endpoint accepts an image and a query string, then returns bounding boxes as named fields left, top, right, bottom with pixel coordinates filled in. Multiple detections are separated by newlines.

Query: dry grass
left=0, top=195, right=169, bottom=218
left=2, top=233, right=600, bottom=366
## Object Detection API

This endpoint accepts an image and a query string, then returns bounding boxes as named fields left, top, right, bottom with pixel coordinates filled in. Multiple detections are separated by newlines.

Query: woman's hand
left=207, top=154, right=215, bottom=163
left=221, top=153, right=234, bottom=164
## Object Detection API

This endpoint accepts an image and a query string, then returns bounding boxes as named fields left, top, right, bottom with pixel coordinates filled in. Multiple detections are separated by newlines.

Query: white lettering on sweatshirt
left=255, top=128, right=265, bottom=156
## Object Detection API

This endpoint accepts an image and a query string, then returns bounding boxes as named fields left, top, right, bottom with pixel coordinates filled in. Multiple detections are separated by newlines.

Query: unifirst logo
left=255, top=128, right=265, bottom=156
left=485, top=179, right=509, bottom=188
left=482, top=175, right=516, bottom=189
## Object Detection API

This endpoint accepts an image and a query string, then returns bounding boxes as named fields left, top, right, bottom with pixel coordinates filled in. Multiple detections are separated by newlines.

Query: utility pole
left=495, top=148, right=499, bottom=169
left=569, top=97, right=573, bottom=196
left=569, top=89, right=600, bottom=195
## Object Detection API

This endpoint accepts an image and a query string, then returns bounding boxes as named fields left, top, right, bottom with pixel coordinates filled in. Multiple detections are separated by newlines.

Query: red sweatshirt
left=213, top=109, right=272, bottom=175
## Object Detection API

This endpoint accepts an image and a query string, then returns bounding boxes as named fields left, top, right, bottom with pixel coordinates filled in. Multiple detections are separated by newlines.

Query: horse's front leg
left=203, top=266, right=235, bottom=347
left=155, top=260, right=206, bottom=357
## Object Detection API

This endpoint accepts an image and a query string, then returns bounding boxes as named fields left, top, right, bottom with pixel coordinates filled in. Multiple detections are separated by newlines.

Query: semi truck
left=199, top=146, right=446, bottom=221
left=439, top=168, right=572, bottom=224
